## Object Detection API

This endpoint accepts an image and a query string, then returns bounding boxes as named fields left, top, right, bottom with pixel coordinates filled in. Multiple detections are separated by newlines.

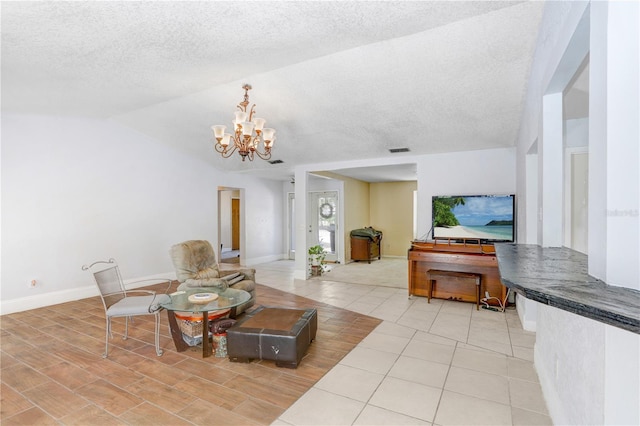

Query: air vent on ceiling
left=269, top=159, right=284, bottom=164
left=389, top=148, right=410, bottom=153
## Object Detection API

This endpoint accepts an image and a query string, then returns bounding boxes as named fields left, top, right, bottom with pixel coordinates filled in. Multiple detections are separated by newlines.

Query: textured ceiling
left=1, top=1, right=545, bottom=181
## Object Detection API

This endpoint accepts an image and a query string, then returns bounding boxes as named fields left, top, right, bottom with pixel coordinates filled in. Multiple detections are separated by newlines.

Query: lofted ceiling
left=1, top=1, right=546, bottom=182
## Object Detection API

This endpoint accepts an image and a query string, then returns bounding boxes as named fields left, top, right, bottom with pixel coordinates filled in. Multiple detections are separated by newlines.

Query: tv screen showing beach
left=432, top=194, right=515, bottom=242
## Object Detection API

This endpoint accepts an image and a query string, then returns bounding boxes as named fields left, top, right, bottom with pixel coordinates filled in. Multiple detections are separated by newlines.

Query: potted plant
left=308, top=244, right=327, bottom=277
left=308, top=245, right=326, bottom=266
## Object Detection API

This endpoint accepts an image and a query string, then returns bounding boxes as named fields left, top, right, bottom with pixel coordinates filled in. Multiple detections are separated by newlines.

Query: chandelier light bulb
left=253, top=118, right=266, bottom=131
left=235, top=111, right=247, bottom=124
left=262, top=128, right=276, bottom=142
left=241, top=121, right=255, bottom=136
left=212, top=125, right=226, bottom=140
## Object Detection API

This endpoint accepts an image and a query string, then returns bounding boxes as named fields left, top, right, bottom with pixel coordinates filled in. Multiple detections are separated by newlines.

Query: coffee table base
left=166, top=310, right=213, bottom=357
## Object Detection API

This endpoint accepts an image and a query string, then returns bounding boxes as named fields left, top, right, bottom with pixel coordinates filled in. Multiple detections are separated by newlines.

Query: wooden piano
left=408, top=238, right=506, bottom=306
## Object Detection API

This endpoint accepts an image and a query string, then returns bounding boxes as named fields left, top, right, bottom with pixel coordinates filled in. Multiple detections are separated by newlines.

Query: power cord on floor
left=480, top=288, right=511, bottom=312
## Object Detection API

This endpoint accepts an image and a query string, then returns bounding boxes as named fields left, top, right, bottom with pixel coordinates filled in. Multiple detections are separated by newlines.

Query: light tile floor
left=253, top=260, right=551, bottom=426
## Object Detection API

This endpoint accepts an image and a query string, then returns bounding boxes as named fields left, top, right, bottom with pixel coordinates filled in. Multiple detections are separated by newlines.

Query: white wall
left=289, top=149, right=516, bottom=278
left=1, top=114, right=284, bottom=314
left=416, top=147, right=517, bottom=239
left=535, top=304, right=606, bottom=425
left=515, top=1, right=640, bottom=425
left=565, top=118, right=589, bottom=148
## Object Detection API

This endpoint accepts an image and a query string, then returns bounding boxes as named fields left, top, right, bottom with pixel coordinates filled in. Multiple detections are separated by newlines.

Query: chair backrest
left=83, top=259, right=126, bottom=310
left=170, top=240, right=220, bottom=283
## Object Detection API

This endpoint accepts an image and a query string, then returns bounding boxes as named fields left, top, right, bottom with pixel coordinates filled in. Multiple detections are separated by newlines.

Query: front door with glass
left=309, top=191, right=338, bottom=262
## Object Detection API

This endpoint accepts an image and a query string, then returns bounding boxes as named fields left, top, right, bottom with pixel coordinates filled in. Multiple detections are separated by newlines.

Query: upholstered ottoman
left=226, top=306, right=317, bottom=368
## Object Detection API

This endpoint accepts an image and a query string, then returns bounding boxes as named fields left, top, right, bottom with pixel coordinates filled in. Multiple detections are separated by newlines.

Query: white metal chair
left=82, top=258, right=171, bottom=358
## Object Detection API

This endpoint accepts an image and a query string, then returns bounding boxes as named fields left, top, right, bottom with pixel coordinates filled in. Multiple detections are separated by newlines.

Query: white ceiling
left=1, top=1, right=546, bottom=182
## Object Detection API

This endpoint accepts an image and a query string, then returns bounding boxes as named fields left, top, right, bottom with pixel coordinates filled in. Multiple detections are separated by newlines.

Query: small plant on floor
left=308, top=245, right=326, bottom=266
left=308, top=244, right=329, bottom=276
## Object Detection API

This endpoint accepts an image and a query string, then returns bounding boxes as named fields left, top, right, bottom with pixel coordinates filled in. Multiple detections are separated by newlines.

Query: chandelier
left=211, top=84, right=276, bottom=161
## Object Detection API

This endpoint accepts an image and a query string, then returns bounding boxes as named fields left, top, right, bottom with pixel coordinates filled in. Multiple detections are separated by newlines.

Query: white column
left=294, top=168, right=309, bottom=280
left=604, top=0, right=640, bottom=291
left=525, top=148, right=539, bottom=245
left=588, top=0, right=608, bottom=281
left=601, top=2, right=640, bottom=425
left=541, top=92, right=564, bottom=247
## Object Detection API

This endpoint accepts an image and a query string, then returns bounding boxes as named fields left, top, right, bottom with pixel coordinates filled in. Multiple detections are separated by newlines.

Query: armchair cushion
left=227, top=278, right=255, bottom=294
left=194, top=267, right=221, bottom=280
left=183, top=277, right=228, bottom=290
left=234, top=267, right=255, bottom=282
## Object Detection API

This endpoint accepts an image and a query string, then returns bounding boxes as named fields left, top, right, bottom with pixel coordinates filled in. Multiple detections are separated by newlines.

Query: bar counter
left=494, top=244, right=640, bottom=334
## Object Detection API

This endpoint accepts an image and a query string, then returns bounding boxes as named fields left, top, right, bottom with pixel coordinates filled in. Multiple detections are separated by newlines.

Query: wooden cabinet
left=408, top=240, right=506, bottom=305
left=351, top=236, right=381, bottom=263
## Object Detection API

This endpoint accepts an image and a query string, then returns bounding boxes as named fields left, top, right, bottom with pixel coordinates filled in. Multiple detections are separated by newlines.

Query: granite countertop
left=494, top=244, right=640, bottom=334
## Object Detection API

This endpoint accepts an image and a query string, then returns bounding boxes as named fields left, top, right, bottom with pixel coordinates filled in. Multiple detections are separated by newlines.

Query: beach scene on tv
left=432, top=195, right=514, bottom=242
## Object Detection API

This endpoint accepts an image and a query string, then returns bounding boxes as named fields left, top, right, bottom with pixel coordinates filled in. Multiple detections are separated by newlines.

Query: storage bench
left=226, top=306, right=317, bottom=368
left=426, top=269, right=481, bottom=310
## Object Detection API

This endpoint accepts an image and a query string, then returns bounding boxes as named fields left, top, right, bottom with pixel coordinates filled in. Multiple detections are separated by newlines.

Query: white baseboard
left=1, top=285, right=98, bottom=315
left=244, top=254, right=286, bottom=266
left=294, top=269, right=307, bottom=280
left=0, top=271, right=177, bottom=315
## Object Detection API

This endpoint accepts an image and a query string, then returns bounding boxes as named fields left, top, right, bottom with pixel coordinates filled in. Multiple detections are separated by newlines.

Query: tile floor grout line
left=431, top=339, right=459, bottom=425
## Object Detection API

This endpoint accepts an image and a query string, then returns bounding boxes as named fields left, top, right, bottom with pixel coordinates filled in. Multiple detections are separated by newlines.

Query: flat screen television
left=432, top=194, right=515, bottom=243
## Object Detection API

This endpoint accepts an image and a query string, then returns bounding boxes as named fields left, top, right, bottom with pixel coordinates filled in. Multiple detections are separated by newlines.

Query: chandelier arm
left=249, top=135, right=260, bottom=149
left=253, top=149, right=272, bottom=161
left=215, top=142, right=238, bottom=158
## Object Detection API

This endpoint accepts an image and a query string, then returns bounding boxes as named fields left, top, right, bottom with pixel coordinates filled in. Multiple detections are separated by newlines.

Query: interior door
left=231, top=198, right=240, bottom=250
left=309, top=191, right=338, bottom=262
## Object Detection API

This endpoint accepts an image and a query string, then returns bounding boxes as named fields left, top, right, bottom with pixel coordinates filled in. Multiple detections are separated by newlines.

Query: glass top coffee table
left=160, top=287, right=251, bottom=358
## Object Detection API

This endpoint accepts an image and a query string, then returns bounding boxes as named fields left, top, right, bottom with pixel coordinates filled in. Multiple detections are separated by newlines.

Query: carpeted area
left=314, top=257, right=407, bottom=289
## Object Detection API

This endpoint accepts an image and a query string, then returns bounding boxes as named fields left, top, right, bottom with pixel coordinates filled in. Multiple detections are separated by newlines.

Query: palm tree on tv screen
left=433, top=197, right=465, bottom=227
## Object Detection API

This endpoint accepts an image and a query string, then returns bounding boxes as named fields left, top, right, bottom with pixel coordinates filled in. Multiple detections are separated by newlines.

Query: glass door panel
left=309, top=191, right=338, bottom=262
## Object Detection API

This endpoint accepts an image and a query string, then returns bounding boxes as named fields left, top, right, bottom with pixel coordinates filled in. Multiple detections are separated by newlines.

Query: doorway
left=287, top=192, right=295, bottom=260
left=219, top=188, right=242, bottom=264
left=564, top=150, right=588, bottom=253
left=309, top=191, right=339, bottom=262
